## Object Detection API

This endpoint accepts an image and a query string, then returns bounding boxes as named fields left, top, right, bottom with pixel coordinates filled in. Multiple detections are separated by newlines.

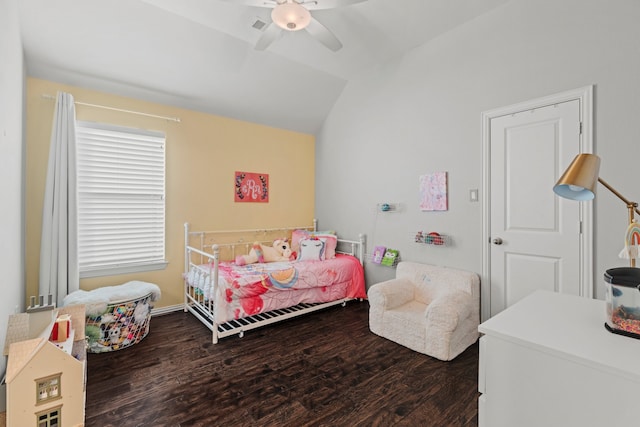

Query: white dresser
left=478, top=290, right=640, bottom=427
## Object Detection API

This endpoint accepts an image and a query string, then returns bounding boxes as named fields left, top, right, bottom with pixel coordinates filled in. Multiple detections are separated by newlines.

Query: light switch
left=470, top=189, right=479, bottom=202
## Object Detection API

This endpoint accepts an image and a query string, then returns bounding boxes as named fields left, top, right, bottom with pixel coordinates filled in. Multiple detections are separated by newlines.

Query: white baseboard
left=151, top=304, right=184, bottom=316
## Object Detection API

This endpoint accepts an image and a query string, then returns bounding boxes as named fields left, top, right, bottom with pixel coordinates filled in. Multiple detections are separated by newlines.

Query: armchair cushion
left=368, top=262, right=480, bottom=361
left=367, top=277, right=415, bottom=310
left=425, top=290, right=473, bottom=332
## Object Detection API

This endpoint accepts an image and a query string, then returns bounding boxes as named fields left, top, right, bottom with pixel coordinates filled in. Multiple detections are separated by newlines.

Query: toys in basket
left=63, top=281, right=161, bottom=353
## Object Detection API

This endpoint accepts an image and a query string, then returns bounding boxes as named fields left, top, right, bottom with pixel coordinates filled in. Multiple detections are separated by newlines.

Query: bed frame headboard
left=183, top=220, right=365, bottom=267
left=184, top=221, right=316, bottom=264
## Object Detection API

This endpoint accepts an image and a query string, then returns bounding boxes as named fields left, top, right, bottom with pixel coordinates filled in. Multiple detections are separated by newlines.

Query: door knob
left=492, top=237, right=503, bottom=245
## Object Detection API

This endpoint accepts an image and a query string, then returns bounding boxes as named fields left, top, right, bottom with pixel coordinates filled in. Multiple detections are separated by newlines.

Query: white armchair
left=368, top=261, right=480, bottom=361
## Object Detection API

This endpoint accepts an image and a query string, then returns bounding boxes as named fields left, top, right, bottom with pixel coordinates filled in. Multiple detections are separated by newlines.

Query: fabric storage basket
left=63, top=281, right=161, bottom=353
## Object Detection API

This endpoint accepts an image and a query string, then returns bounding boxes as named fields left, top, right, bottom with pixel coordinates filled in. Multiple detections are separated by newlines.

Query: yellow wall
left=26, top=78, right=315, bottom=309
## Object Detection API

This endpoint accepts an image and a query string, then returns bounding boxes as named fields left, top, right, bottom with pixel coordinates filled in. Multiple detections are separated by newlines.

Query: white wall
left=316, top=0, right=640, bottom=299
left=0, top=0, right=26, bottom=411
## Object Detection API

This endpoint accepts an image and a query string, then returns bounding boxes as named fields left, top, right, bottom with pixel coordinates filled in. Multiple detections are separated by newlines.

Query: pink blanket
left=209, top=254, right=366, bottom=323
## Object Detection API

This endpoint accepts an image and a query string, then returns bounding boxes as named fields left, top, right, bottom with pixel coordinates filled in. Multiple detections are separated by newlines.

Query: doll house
left=3, top=297, right=86, bottom=427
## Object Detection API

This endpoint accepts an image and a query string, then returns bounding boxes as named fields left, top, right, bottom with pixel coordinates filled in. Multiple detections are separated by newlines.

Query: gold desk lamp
left=553, top=153, right=640, bottom=267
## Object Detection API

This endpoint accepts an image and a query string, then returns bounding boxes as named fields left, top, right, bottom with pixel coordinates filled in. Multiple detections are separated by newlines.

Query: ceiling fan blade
left=255, top=22, right=281, bottom=50
left=301, top=0, right=369, bottom=11
left=220, top=0, right=369, bottom=10
left=218, top=0, right=277, bottom=8
left=305, top=16, right=342, bottom=51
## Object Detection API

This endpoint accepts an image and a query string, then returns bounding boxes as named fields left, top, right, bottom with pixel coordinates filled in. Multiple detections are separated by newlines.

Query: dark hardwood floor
left=85, top=301, right=479, bottom=427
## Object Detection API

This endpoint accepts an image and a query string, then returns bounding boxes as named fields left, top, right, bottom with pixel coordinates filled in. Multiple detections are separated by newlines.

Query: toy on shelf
left=414, top=231, right=448, bottom=246
left=51, top=314, right=71, bottom=342
left=381, top=249, right=400, bottom=267
left=376, top=202, right=400, bottom=213
left=372, top=245, right=386, bottom=264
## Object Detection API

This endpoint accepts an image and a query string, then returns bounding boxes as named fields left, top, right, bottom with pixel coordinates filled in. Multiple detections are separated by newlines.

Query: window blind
left=76, top=122, right=166, bottom=276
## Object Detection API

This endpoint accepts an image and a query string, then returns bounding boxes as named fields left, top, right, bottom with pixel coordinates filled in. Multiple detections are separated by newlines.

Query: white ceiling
left=18, top=0, right=510, bottom=134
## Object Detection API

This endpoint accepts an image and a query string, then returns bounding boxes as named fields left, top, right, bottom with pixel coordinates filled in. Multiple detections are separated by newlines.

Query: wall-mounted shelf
left=366, top=249, right=400, bottom=267
left=414, top=231, right=450, bottom=246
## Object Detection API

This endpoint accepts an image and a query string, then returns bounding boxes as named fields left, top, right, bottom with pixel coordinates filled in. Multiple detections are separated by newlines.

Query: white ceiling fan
left=222, top=0, right=369, bottom=51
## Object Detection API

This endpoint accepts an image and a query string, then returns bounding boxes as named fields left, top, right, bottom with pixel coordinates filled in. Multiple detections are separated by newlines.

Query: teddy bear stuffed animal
left=235, top=239, right=295, bottom=265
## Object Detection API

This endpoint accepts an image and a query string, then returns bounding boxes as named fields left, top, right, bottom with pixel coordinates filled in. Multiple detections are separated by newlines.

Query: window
left=76, top=122, right=166, bottom=278
left=36, top=406, right=61, bottom=427
left=36, top=374, right=61, bottom=404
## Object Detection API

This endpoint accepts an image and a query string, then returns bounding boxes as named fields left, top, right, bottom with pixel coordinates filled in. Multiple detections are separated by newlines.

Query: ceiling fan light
left=271, top=2, right=311, bottom=31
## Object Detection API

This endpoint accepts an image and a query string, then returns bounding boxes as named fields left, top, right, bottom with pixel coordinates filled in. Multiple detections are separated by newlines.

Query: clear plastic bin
left=604, top=267, right=640, bottom=339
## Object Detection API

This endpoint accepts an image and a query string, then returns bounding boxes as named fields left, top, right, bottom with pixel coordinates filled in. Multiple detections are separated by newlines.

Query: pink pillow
left=291, top=229, right=308, bottom=253
left=291, top=230, right=337, bottom=259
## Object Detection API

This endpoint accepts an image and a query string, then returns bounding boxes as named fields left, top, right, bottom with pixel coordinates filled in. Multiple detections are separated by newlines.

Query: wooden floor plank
left=85, top=301, right=479, bottom=426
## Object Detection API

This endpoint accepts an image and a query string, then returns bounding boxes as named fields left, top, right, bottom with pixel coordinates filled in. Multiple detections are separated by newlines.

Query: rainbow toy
left=619, top=220, right=640, bottom=259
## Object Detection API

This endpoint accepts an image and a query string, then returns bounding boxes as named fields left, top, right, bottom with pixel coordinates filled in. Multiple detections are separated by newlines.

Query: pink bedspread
left=193, top=254, right=366, bottom=323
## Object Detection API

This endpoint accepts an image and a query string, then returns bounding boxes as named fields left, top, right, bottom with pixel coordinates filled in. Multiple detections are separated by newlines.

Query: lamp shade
left=271, top=2, right=311, bottom=31
left=553, top=153, right=601, bottom=201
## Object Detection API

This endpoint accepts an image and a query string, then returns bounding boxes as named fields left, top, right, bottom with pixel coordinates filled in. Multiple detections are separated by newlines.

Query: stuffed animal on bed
left=235, top=239, right=295, bottom=265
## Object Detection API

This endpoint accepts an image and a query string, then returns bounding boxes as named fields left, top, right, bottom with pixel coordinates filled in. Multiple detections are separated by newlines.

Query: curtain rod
left=41, top=94, right=181, bottom=123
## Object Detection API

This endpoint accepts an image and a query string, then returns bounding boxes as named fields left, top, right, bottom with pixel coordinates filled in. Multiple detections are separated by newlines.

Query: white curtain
left=39, top=92, right=79, bottom=307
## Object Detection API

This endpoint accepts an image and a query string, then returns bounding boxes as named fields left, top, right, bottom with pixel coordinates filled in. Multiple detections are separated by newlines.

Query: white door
left=489, top=99, right=583, bottom=316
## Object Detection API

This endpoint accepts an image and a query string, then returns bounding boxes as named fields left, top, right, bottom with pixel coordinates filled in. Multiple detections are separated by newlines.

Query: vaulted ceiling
left=18, top=0, right=510, bottom=134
